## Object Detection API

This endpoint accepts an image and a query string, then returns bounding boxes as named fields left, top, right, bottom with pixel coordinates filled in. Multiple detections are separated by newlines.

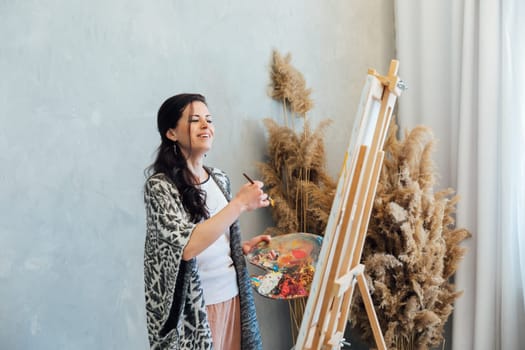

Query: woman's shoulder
left=144, top=173, right=177, bottom=193
left=145, top=172, right=169, bottom=185
left=206, top=166, right=228, bottom=178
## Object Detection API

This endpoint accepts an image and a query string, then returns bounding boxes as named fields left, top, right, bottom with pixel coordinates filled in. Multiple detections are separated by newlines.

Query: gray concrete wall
left=0, top=1, right=394, bottom=349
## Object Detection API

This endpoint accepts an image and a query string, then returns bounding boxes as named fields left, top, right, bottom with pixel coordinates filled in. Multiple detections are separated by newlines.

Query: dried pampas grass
left=258, top=49, right=336, bottom=342
left=270, top=50, right=314, bottom=120
left=258, top=118, right=336, bottom=236
left=350, top=123, right=471, bottom=349
left=260, top=50, right=335, bottom=237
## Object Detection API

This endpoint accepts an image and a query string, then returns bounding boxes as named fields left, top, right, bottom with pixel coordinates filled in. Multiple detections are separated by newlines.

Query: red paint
left=292, top=249, right=307, bottom=259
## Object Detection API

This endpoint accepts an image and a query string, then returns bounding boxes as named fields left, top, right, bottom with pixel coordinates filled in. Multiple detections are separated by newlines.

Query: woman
left=143, top=93, right=270, bottom=350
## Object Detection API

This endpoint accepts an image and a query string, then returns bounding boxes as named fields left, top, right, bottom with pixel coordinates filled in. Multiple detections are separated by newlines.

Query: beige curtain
left=394, top=0, right=525, bottom=349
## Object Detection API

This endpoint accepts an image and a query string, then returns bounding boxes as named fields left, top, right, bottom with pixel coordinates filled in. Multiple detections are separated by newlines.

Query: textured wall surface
left=0, top=1, right=394, bottom=349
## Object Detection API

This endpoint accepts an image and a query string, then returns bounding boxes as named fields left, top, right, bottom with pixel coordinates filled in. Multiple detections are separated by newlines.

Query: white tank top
left=196, top=176, right=239, bottom=305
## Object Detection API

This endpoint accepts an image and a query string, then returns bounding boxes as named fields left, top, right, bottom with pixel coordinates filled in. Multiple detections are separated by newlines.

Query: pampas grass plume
left=350, top=122, right=471, bottom=349
left=270, top=50, right=314, bottom=116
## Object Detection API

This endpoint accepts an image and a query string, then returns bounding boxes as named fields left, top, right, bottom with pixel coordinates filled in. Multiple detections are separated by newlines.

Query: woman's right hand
left=233, top=180, right=270, bottom=212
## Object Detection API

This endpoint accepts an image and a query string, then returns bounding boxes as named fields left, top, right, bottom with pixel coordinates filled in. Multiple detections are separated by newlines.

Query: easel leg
left=356, top=271, right=387, bottom=350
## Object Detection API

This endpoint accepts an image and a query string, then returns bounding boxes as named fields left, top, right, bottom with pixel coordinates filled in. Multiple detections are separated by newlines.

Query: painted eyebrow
left=189, top=114, right=212, bottom=118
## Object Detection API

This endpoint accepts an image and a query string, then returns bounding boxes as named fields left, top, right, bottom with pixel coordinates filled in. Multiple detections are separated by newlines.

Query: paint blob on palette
left=247, top=232, right=323, bottom=299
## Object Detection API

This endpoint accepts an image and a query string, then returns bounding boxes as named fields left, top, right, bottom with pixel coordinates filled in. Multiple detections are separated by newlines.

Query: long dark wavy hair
left=146, top=93, right=209, bottom=223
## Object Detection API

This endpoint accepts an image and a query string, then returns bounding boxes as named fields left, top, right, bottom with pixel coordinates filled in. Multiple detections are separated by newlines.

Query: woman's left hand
left=242, top=234, right=271, bottom=255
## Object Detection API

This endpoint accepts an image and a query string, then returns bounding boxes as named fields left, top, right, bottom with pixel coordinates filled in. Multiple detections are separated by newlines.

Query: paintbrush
left=243, top=173, right=275, bottom=206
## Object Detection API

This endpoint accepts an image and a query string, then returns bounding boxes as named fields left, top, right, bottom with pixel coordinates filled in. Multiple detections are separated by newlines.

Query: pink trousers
left=206, top=295, right=241, bottom=350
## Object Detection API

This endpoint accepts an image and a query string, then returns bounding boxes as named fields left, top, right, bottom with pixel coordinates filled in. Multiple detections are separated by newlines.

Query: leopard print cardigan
left=143, top=167, right=263, bottom=350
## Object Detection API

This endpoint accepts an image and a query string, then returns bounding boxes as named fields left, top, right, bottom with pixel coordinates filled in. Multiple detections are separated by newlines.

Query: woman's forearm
left=181, top=197, right=246, bottom=260
left=182, top=181, right=268, bottom=260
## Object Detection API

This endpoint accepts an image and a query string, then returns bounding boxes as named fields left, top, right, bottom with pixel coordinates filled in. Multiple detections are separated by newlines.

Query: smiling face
left=166, top=101, right=214, bottom=159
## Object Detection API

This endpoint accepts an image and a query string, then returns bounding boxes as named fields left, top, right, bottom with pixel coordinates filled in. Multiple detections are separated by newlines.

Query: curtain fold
left=394, top=0, right=525, bottom=349
left=500, top=0, right=525, bottom=348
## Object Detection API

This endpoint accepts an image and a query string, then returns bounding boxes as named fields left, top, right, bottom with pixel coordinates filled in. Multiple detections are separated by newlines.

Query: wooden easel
left=294, top=60, right=405, bottom=350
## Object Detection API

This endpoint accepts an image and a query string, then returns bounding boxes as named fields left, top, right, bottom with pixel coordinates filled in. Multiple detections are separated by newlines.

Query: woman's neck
left=186, top=157, right=208, bottom=184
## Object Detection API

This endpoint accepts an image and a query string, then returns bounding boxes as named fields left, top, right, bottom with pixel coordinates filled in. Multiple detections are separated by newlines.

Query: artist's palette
left=247, top=232, right=323, bottom=299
